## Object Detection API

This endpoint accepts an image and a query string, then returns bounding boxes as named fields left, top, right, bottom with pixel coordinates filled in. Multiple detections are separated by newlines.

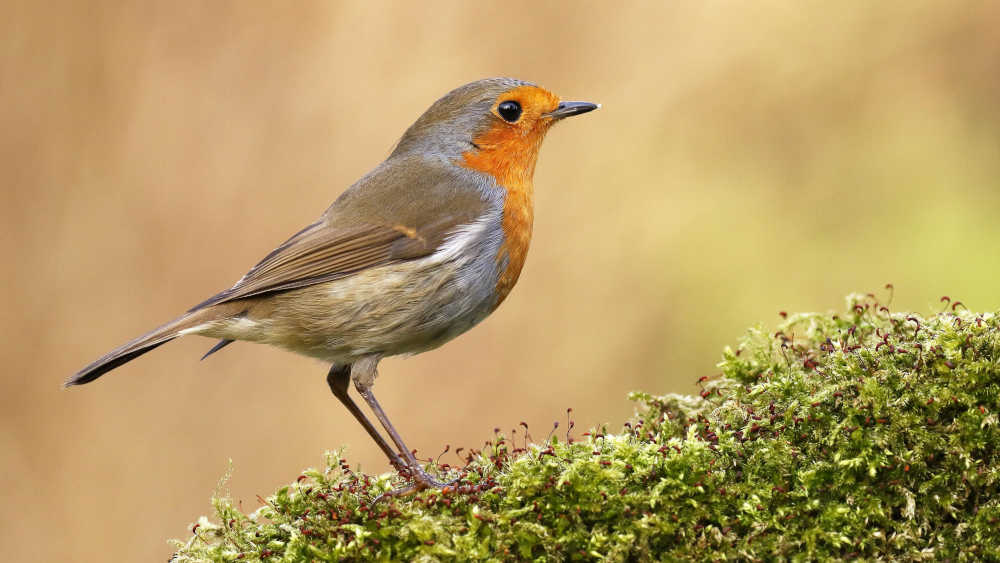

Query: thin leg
left=355, top=384, right=457, bottom=488
left=350, top=358, right=459, bottom=494
left=326, top=364, right=406, bottom=471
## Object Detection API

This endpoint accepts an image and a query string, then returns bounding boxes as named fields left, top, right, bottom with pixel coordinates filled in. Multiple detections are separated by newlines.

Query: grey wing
left=189, top=158, right=490, bottom=312
left=189, top=221, right=426, bottom=311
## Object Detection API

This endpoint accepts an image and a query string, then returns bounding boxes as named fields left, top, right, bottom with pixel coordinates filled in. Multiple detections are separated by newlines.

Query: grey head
left=390, top=77, right=535, bottom=160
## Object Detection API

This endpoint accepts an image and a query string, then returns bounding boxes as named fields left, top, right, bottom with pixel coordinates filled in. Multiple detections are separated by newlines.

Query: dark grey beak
left=545, top=101, right=600, bottom=120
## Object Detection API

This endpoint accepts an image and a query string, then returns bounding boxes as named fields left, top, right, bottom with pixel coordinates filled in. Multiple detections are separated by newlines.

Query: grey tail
left=201, top=339, right=234, bottom=361
left=65, top=310, right=211, bottom=387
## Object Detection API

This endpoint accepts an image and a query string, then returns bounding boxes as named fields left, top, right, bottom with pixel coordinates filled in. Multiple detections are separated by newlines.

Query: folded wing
left=191, top=158, right=491, bottom=311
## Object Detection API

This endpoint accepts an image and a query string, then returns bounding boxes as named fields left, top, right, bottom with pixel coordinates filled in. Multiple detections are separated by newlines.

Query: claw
left=370, top=467, right=462, bottom=505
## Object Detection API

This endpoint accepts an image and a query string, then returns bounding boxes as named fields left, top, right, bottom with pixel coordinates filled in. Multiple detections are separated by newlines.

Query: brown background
left=4, top=2, right=1000, bottom=560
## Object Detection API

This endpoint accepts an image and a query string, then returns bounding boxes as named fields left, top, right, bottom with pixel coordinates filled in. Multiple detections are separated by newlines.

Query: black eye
left=497, top=100, right=522, bottom=123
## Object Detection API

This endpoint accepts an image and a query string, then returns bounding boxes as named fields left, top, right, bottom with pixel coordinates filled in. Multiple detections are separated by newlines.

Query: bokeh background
left=4, top=1, right=1000, bottom=560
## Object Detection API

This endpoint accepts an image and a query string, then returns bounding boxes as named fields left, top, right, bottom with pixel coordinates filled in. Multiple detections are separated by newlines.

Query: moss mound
left=172, top=294, right=1000, bottom=561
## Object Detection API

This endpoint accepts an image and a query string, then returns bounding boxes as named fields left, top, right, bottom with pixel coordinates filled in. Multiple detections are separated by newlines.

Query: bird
left=66, top=77, right=599, bottom=496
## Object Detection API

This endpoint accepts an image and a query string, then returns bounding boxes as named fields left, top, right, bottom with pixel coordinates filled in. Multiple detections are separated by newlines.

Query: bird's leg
left=350, top=357, right=458, bottom=494
left=326, top=364, right=407, bottom=473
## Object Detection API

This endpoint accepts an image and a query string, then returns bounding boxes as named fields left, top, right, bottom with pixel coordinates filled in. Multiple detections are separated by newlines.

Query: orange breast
left=458, top=85, right=560, bottom=307
left=461, top=143, right=537, bottom=308
left=493, top=180, right=534, bottom=307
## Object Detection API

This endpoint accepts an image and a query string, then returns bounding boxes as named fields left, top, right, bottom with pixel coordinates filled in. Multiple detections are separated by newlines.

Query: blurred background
left=3, top=1, right=1000, bottom=560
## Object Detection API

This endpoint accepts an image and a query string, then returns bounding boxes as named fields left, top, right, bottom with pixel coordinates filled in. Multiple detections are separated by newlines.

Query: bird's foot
left=370, top=466, right=461, bottom=504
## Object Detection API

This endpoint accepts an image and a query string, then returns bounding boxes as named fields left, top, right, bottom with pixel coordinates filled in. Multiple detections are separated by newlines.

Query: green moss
left=172, top=294, right=1000, bottom=561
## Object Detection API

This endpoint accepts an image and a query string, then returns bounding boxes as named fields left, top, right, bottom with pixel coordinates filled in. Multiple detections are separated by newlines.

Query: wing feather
left=190, top=223, right=413, bottom=311
left=188, top=157, right=492, bottom=312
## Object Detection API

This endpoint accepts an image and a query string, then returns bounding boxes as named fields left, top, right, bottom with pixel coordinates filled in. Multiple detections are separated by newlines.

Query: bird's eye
left=497, top=100, right=522, bottom=123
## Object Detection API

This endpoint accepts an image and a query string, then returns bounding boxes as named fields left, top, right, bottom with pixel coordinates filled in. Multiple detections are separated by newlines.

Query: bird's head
left=392, top=78, right=598, bottom=187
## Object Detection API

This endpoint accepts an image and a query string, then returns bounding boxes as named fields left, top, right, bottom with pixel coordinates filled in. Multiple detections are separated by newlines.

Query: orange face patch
left=460, top=85, right=561, bottom=189
left=457, top=85, right=562, bottom=308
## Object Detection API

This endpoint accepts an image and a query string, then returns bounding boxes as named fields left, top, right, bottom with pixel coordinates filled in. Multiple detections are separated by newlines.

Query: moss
left=172, top=294, right=1000, bottom=561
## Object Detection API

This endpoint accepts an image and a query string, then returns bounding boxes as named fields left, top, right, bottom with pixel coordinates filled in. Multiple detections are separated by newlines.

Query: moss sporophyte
left=172, top=293, right=1000, bottom=561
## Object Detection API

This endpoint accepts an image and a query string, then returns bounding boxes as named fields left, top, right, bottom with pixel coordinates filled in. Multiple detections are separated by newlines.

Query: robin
left=67, top=77, right=598, bottom=495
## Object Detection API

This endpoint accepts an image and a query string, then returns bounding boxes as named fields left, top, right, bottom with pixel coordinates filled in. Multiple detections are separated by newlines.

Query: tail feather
left=201, top=339, right=235, bottom=361
left=67, top=340, right=173, bottom=386
left=65, top=310, right=215, bottom=387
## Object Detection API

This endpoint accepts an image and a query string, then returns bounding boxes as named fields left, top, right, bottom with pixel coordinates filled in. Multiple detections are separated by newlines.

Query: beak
left=545, top=100, right=600, bottom=120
